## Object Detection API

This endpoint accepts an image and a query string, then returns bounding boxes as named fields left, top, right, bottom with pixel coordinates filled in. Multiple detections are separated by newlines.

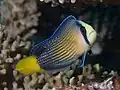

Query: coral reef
left=0, top=0, right=41, bottom=89
left=0, top=0, right=120, bottom=90
left=39, top=0, right=120, bottom=7
left=53, top=75, right=120, bottom=90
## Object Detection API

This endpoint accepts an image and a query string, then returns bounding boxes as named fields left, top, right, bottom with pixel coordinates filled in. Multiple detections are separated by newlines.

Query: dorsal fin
left=50, top=15, right=77, bottom=38
left=29, top=40, right=47, bottom=57
left=30, top=15, right=79, bottom=58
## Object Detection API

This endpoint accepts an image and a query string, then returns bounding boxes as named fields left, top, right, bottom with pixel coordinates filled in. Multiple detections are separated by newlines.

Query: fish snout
left=88, top=30, right=97, bottom=45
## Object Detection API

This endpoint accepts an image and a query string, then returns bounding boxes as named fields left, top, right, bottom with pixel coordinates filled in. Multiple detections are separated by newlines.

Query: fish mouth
left=89, top=31, right=95, bottom=35
left=89, top=30, right=97, bottom=39
left=88, top=30, right=97, bottom=45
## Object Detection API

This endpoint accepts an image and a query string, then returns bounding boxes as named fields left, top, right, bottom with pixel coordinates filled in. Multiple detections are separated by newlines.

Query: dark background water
left=30, top=2, right=120, bottom=71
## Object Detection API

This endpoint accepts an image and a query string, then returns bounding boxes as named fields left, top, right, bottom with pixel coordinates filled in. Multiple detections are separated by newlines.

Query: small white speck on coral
left=4, top=87, right=8, bottom=90
left=71, top=0, right=76, bottom=3
left=0, top=69, right=6, bottom=75
left=59, top=0, right=64, bottom=4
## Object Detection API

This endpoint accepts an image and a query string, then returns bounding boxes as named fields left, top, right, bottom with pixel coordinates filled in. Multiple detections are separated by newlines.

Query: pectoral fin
left=79, top=52, right=87, bottom=67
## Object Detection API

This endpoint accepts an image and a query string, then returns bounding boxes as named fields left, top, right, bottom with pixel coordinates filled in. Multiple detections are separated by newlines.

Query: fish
left=15, top=15, right=97, bottom=75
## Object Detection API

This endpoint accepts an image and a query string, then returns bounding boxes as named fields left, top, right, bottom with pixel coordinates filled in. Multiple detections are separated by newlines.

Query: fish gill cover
left=0, top=0, right=120, bottom=90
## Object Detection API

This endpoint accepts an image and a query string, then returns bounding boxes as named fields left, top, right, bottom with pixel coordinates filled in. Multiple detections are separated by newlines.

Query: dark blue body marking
left=79, top=52, right=87, bottom=67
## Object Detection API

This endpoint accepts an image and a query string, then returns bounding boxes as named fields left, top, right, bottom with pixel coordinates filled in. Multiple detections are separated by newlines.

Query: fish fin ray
left=79, top=52, right=87, bottom=67
left=29, top=41, right=47, bottom=57
left=51, top=15, right=77, bottom=38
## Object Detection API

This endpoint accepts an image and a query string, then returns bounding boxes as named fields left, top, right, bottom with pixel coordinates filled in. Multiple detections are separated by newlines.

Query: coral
left=39, top=0, right=120, bottom=7
left=1, top=0, right=40, bottom=38
left=0, top=0, right=41, bottom=89
left=51, top=66, right=120, bottom=90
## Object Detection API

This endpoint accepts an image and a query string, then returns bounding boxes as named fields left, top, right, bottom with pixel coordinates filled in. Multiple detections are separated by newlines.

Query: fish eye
left=80, top=25, right=86, bottom=35
left=79, top=24, right=91, bottom=45
left=76, top=21, right=86, bottom=34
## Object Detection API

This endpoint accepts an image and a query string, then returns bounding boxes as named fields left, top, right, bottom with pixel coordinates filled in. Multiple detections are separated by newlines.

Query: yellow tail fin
left=15, top=56, right=45, bottom=75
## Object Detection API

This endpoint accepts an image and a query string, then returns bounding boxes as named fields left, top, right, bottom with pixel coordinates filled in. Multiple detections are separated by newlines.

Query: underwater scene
left=0, top=0, right=120, bottom=90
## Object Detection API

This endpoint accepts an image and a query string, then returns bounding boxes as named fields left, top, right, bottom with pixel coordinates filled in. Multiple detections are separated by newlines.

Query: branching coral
left=0, top=0, right=41, bottom=89
left=39, top=0, right=120, bottom=7
left=51, top=65, right=120, bottom=90
left=1, top=0, right=40, bottom=38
